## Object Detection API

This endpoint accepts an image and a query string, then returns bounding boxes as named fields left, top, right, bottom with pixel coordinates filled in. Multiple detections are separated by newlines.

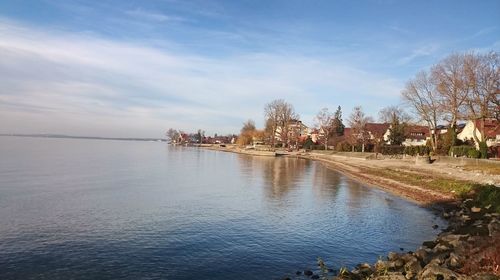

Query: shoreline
left=297, top=153, right=454, bottom=206
left=199, top=144, right=500, bottom=279
left=200, top=144, right=498, bottom=206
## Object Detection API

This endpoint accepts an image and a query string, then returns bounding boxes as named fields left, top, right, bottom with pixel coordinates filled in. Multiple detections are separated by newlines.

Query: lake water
left=0, top=136, right=444, bottom=279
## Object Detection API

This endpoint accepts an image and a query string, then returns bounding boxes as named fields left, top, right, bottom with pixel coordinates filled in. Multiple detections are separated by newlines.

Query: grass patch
left=472, top=184, right=500, bottom=213
left=363, top=167, right=476, bottom=197
left=362, top=167, right=500, bottom=213
left=462, top=164, right=500, bottom=176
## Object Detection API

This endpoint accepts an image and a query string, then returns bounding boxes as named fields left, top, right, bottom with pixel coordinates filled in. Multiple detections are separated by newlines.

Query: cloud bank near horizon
left=0, top=0, right=498, bottom=138
left=0, top=19, right=404, bottom=137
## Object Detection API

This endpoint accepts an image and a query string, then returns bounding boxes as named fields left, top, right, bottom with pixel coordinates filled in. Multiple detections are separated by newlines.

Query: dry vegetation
left=461, top=163, right=500, bottom=176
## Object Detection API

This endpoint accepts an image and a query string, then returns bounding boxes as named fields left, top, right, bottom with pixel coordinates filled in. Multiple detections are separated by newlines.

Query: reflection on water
left=0, top=137, right=445, bottom=280
left=238, top=156, right=311, bottom=199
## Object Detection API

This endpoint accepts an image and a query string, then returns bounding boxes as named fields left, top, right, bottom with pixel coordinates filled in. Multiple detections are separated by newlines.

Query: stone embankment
left=286, top=200, right=500, bottom=280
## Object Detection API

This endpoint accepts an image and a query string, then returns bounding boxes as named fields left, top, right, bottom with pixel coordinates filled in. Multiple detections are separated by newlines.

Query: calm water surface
left=0, top=136, right=444, bottom=279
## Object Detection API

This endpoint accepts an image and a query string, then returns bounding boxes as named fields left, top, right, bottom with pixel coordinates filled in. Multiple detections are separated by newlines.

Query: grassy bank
left=360, top=167, right=499, bottom=212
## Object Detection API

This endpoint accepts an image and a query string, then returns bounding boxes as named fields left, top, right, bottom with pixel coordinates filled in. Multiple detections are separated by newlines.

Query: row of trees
left=402, top=51, right=499, bottom=152
left=242, top=99, right=349, bottom=150
left=166, top=128, right=236, bottom=144
left=166, top=128, right=205, bottom=144
left=255, top=101, right=405, bottom=152
left=167, top=50, right=498, bottom=156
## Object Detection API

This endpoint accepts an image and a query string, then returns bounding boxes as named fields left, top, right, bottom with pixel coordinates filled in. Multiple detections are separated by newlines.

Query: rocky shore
left=285, top=199, right=499, bottom=280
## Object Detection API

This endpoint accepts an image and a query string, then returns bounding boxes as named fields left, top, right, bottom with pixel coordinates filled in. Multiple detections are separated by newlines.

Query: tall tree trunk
left=471, top=119, right=480, bottom=145
left=471, top=117, right=485, bottom=149
left=427, top=125, right=437, bottom=152
left=270, top=125, right=276, bottom=149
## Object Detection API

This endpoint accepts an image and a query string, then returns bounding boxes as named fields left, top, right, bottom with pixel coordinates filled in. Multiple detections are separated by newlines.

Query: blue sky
left=0, top=0, right=499, bottom=137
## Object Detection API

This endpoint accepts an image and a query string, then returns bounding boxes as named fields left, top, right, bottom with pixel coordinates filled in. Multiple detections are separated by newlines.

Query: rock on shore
left=286, top=199, right=500, bottom=280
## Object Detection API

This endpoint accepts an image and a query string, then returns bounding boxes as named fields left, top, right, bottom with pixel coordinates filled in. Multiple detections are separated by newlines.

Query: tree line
left=242, top=51, right=498, bottom=156
left=402, top=51, right=498, bottom=156
left=167, top=50, right=498, bottom=156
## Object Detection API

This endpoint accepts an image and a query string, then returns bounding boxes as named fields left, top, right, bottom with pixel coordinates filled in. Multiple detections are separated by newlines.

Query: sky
left=0, top=0, right=499, bottom=138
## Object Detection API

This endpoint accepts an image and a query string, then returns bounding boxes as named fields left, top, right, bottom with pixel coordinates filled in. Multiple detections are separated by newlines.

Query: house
left=430, top=124, right=466, bottom=136
left=178, top=133, right=190, bottom=144
left=342, top=122, right=431, bottom=147
left=204, top=135, right=233, bottom=144
left=275, top=119, right=309, bottom=146
left=365, top=123, right=390, bottom=142
left=309, top=128, right=320, bottom=143
left=402, top=125, right=430, bottom=146
left=457, top=118, right=500, bottom=148
left=287, top=119, right=309, bottom=138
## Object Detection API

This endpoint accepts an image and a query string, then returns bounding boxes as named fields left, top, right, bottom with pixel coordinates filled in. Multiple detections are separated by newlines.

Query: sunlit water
left=0, top=136, right=445, bottom=279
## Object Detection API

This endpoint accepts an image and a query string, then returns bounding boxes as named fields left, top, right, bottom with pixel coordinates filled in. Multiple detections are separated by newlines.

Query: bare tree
left=237, top=119, right=257, bottom=146
left=264, top=99, right=298, bottom=148
left=401, top=70, right=441, bottom=152
left=241, top=119, right=256, bottom=133
left=378, top=105, right=412, bottom=124
left=264, top=100, right=281, bottom=148
left=264, top=118, right=275, bottom=146
left=279, top=102, right=299, bottom=148
left=431, top=53, right=468, bottom=128
left=379, top=106, right=409, bottom=146
left=463, top=51, right=500, bottom=144
left=315, top=108, right=334, bottom=150
left=348, top=106, right=373, bottom=152
left=166, top=128, right=180, bottom=143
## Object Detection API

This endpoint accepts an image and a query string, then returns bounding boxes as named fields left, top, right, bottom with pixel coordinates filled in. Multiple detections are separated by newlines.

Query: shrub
left=450, top=145, right=482, bottom=158
left=479, top=141, right=488, bottom=159
left=474, top=184, right=500, bottom=213
left=404, top=145, right=430, bottom=156
left=335, top=141, right=352, bottom=152
left=449, top=146, right=462, bottom=157
left=405, top=146, right=415, bottom=156
left=311, top=144, right=325, bottom=150
left=303, top=137, right=314, bottom=150
left=380, top=145, right=405, bottom=155
left=436, top=127, right=457, bottom=155
left=468, top=148, right=481, bottom=159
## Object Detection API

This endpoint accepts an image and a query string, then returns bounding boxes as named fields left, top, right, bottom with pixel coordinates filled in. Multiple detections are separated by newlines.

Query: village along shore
left=199, top=143, right=500, bottom=280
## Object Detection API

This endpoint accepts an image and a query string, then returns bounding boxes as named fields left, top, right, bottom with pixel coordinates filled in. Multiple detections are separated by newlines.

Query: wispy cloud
left=0, top=18, right=405, bottom=137
left=472, top=26, right=497, bottom=38
left=125, top=8, right=185, bottom=22
left=397, top=44, right=440, bottom=65
left=388, top=25, right=410, bottom=35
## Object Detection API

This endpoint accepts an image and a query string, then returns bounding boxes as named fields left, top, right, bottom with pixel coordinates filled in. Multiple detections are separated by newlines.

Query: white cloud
left=397, top=44, right=440, bottom=65
left=124, top=8, right=185, bottom=22
left=0, top=18, right=402, bottom=137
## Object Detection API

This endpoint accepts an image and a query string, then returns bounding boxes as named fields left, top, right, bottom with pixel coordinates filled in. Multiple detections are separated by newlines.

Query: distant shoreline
left=0, top=134, right=167, bottom=142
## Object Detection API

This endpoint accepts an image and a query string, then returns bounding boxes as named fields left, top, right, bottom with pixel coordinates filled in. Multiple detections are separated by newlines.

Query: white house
left=457, top=119, right=500, bottom=148
left=275, top=119, right=309, bottom=145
